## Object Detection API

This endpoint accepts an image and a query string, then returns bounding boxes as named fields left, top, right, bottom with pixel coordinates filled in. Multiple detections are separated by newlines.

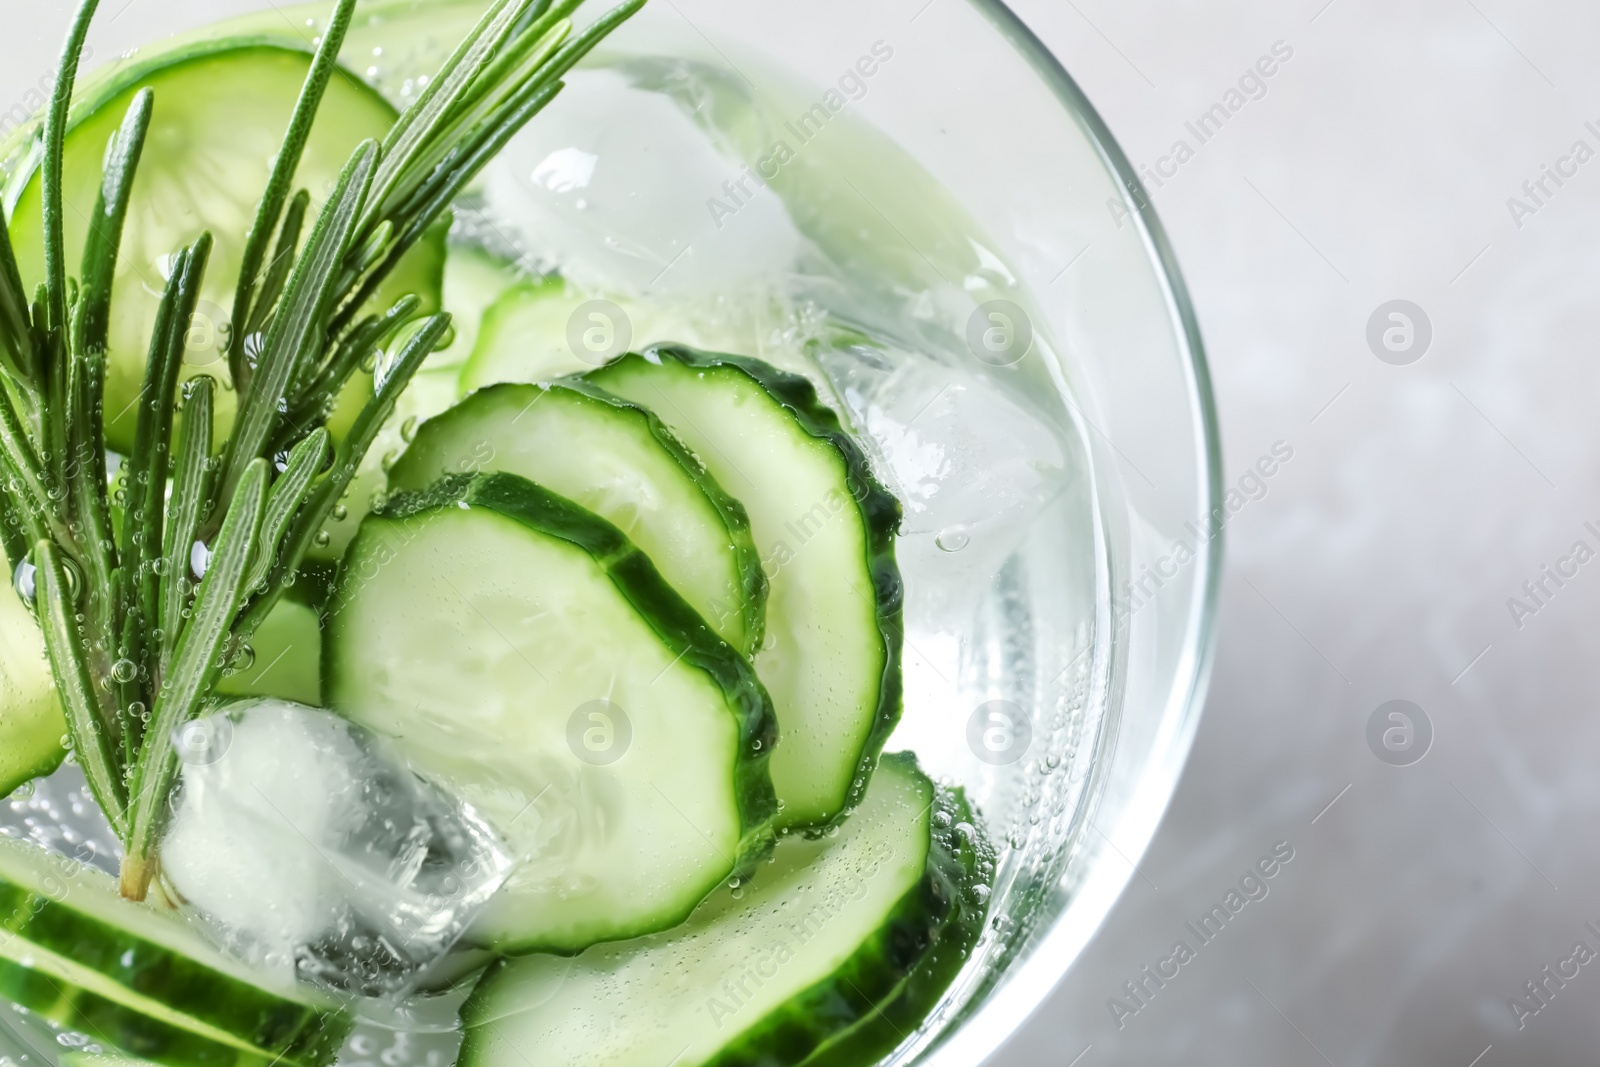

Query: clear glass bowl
left=0, top=2, right=1220, bottom=1065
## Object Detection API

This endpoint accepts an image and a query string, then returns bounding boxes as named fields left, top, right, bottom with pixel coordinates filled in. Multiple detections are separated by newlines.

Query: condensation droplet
left=13, top=560, right=36, bottom=604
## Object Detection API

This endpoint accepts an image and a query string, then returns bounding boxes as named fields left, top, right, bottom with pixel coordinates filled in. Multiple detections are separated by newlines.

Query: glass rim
left=922, top=1, right=1227, bottom=1061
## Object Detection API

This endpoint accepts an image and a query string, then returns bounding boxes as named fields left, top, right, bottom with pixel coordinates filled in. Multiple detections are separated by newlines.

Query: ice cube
left=161, top=700, right=514, bottom=999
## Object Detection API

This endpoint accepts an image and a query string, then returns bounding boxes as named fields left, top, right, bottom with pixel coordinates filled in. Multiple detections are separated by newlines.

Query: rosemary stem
left=158, top=378, right=214, bottom=682
left=229, top=0, right=359, bottom=391
left=41, top=0, right=102, bottom=334
left=36, top=539, right=128, bottom=837
left=122, top=459, right=268, bottom=901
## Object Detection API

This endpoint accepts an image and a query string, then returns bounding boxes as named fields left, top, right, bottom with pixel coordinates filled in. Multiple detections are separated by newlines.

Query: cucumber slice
left=456, top=278, right=589, bottom=395
left=214, top=598, right=322, bottom=707
left=460, top=753, right=990, bottom=1067
left=0, top=948, right=292, bottom=1067
left=389, top=382, right=766, bottom=655
left=435, top=245, right=528, bottom=378
left=0, top=837, right=349, bottom=1066
left=326, top=472, right=778, bottom=954
left=456, top=281, right=778, bottom=397
left=308, top=244, right=525, bottom=565
left=588, top=348, right=903, bottom=829
left=0, top=582, right=66, bottom=797
left=5, top=42, right=446, bottom=453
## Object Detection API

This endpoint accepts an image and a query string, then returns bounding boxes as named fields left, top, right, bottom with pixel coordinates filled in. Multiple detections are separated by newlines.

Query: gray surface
left=992, top=1, right=1600, bottom=1064
left=1, top=1, right=1591, bottom=1064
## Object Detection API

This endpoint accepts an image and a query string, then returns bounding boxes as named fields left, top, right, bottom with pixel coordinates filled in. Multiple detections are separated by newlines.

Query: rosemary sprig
left=228, top=0, right=358, bottom=394
left=0, top=0, right=647, bottom=900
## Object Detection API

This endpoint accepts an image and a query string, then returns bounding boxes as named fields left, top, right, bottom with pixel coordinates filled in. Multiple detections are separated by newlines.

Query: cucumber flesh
left=456, top=281, right=777, bottom=397
left=214, top=597, right=322, bottom=707
left=307, top=245, right=526, bottom=565
left=0, top=941, right=295, bottom=1067
left=435, top=245, right=529, bottom=379
left=457, top=279, right=590, bottom=395
left=0, top=582, right=66, bottom=797
left=389, top=382, right=766, bottom=655
left=4, top=43, right=446, bottom=453
left=0, top=836, right=349, bottom=1066
left=589, top=348, right=903, bottom=829
left=460, top=753, right=990, bottom=1067
left=327, top=473, right=778, bottom=954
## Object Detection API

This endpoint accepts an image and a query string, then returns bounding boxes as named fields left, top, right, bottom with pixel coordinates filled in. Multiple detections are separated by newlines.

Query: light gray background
left=992, top=1, right=1600, bottom=1064
left=3, top=1, right=1595, bottom=1064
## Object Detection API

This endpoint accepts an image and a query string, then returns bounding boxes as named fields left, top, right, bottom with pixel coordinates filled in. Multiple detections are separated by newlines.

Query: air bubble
left=332, top=504, right=349, bottom=521
left=314, top=531, right=333, bottom=548
left=110, top=659, right=137, bottom=684
left=935, top=526, right=971, bottom=552
left=401, top=416, right=419, bottom=443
